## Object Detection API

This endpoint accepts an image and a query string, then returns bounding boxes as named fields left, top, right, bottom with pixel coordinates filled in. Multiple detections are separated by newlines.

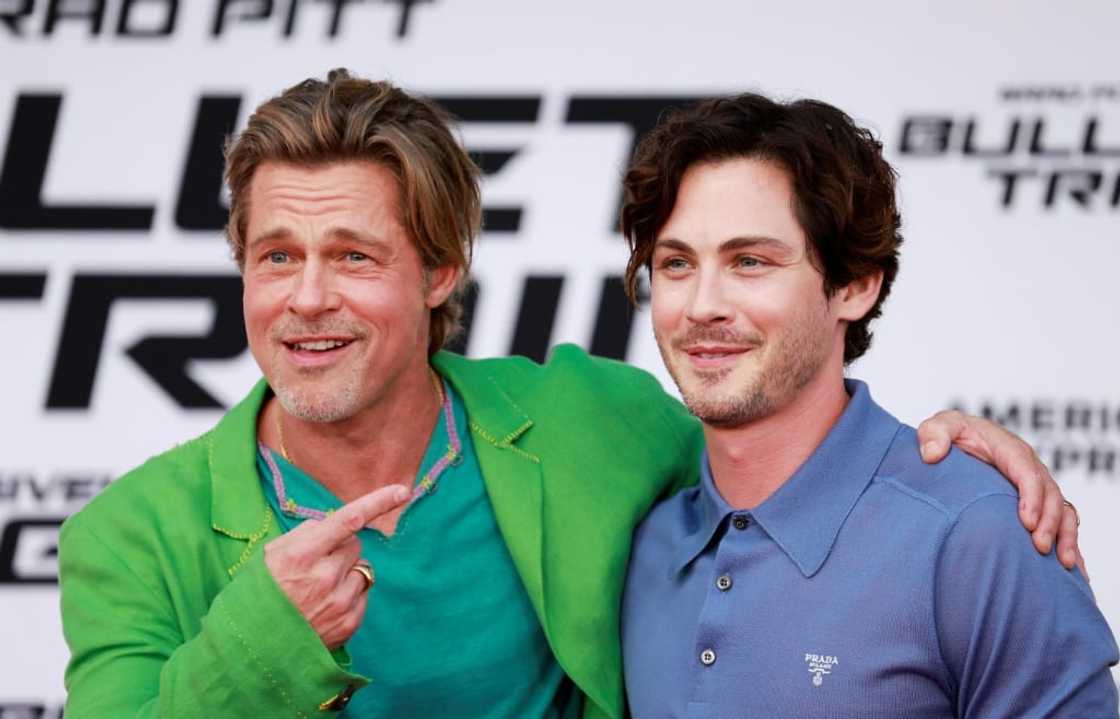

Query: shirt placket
left=688, top=512, right=758, bottom=715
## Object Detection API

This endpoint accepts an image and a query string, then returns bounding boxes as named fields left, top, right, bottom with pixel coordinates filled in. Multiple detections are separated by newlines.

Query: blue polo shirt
left=622, top=380, right=1119, bottom=718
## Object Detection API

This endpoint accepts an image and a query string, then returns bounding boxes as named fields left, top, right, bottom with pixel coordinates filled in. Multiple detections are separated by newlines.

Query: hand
left=916, top=411, right=1085, bottom=576
left=264, top=484, right=411, bottom=649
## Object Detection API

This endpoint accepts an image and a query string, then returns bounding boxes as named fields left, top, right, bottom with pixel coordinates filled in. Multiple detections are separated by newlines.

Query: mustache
left=672, top=326, right=762, bottom=350
left=270, top=318, right=367, bottom=341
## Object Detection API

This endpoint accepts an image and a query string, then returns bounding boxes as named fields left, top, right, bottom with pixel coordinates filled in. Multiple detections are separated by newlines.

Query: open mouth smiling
left=284, top=338, right=355, bottom=352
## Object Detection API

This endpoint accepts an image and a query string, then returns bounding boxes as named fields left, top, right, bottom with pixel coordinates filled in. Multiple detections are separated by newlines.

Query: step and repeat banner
left=2, top=0, right=1119, bottom=711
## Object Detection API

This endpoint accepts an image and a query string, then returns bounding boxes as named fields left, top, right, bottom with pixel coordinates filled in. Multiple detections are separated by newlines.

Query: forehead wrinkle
left=259, top=188, right=370, bottom=217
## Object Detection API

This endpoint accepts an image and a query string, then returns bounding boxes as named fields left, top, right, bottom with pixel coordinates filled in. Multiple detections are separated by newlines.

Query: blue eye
left=737, top=256, right=761, bottom=268
left=267, top=251, right=288, bottom=264
left=347, top=252, right=369, bottom=262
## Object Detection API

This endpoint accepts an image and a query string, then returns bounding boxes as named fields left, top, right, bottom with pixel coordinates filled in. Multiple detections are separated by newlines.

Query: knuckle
left=321, top=629, right=341, bottom=650
left=319, top=562, right=342, bottom=585
left=341, top=535, right=362, bottom=555
left=339, top=511, right=365, bottom=535
left=1016, top=438, right=1036, bottom=458
left=323, top=593, right=348, bottom=617
left=286, top=546, right=314, bottom=568
left=341, top=612, right=361, bottom=637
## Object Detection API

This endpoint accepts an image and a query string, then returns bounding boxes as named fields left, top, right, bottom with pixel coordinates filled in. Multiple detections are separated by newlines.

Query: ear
left=424, top=263, right=462, bottom=309
left=832, top=271, right=883, bottom=322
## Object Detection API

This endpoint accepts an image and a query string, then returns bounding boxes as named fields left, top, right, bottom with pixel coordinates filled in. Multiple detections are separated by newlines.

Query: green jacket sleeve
left=59, top=517, right=368, bottom=718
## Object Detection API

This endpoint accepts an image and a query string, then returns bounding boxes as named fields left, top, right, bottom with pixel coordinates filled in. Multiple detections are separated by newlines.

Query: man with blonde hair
left=60, top=69, right=1083, bottom=718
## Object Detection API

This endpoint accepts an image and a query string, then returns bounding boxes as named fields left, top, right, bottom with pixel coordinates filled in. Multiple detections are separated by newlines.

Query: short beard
left=271, top=362, right=364, bottom=423
left=267, top=317, right=367, bottom=424
left=686, top=344, right=824, bottom=428
left=658, top=310, right=833, bottom=429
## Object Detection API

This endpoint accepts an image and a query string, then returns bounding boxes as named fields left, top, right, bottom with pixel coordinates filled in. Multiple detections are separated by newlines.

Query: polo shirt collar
left=673, top=380, right=901, bottom=578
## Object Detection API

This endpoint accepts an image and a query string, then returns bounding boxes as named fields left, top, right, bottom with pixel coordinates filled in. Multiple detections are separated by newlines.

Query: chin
left=273, top=379, right=365, bottom=424
left=679, top=377, right=775, bottom=429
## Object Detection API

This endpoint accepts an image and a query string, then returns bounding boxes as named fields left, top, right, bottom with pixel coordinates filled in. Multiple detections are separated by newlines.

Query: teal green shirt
left=256, top=383, right=576, bottom=717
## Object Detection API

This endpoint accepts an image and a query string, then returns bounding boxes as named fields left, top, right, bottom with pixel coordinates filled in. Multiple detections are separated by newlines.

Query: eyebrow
left=247, top=226, right=395, bottom=256
left=247, top=227, right=291, bottom=251
left=718, top=235, right=796, bottom=257
left=654, top=235, right=796, bottom=256
left=329, top=227, right=394, bottom=256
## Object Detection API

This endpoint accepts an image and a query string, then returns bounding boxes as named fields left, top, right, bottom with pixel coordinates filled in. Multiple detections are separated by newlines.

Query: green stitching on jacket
left=469, top=422, right=540, bottom=464
left=223, top=596, right=308, bottom=718
left=225, top=508, right=274, bottom=577
left=503, top=419, right=533, bottom=446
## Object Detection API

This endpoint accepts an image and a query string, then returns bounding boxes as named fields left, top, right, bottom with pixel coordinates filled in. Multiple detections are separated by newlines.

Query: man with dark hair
left=60, top=71, right=1085, bottom=719
left=621, top=94, right=1119, bottom=717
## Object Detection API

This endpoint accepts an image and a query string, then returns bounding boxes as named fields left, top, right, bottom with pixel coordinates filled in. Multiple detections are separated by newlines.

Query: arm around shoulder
left=933, top=493, right=1119, bottom=718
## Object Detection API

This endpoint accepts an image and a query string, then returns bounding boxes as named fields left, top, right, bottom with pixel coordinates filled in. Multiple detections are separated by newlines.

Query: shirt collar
left=672, top=379, right=901, bottom=578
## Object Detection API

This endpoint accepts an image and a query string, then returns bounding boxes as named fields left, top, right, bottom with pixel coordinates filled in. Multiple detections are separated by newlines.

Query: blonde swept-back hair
left=224, top=68, right=481, bottom=355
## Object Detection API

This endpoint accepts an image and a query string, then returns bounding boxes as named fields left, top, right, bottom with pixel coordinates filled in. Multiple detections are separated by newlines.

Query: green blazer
left=60, top=345, right=703, bottom=718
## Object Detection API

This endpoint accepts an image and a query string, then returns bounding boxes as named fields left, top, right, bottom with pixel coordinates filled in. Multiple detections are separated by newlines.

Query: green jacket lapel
left=434, top=352, right=620, bottom=719
left=207, top=379, right=280, bottom=576
left=433, top=352, right=546, bottom=616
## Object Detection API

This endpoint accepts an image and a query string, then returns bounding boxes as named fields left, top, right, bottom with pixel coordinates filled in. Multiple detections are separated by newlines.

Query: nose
left=287, top=259, right=341, bottom=317
left=685, top=267, right=733, bottom=325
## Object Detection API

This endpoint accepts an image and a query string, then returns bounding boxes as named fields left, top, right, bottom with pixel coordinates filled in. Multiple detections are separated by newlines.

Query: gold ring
left=1062, top=500, right=1080, bottom=528
left=349, top=561, right=374, bottom=592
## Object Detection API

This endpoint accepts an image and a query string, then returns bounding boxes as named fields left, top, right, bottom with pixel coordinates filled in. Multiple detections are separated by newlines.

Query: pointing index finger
left=308, top=484, right=411, bottom=554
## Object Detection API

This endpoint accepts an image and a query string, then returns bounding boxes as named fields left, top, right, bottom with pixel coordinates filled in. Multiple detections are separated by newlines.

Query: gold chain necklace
left=274, top=367, right=444, bottom=464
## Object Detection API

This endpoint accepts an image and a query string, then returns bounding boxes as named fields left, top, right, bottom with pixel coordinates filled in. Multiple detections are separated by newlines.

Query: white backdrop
left=2, top=0, right=1118, bottom=711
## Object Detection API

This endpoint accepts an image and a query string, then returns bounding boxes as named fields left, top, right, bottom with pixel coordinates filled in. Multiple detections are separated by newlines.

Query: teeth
left=293, top=340, right=348, bottom=351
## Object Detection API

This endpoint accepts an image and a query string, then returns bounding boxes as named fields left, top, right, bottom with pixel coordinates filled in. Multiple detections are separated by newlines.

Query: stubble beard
left=271, top=361, right=365, bottom=424
left=267, top=318, right=368, bottom=424
left=657, top=309, right=834, bottom=429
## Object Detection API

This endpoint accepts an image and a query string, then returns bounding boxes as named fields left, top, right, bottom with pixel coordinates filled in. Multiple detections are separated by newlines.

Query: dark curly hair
left=621, top=93, right=902, bottom=364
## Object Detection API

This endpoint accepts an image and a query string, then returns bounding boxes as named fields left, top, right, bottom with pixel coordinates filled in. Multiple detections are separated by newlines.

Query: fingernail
left=395, top=486, right=410, bottom=502
left=921, top=442, right=937, bottom=461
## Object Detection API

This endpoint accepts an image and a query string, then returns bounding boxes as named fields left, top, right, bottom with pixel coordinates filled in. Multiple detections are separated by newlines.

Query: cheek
left=649, top=282, right=688, bottom=333
left=649, top=303, right=679, bottom=340
left=242, top=277, right=297, bottom=355
left=735, top=277, right=818, bottom=329
left=343, top=280, right=426, bottom=329
left=243, top=280, right=283, bottom=322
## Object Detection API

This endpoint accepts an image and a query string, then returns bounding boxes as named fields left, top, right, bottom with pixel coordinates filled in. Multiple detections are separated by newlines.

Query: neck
left=706, top=362, right=849, bottom=510
left=260, top=361, right=443, bottom=503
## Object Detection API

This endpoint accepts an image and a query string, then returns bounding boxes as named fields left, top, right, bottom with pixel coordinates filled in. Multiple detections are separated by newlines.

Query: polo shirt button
left=699, top=648, right=717, bottom=666
left=732, top=515, right=750, bottom=530
left=716, top=574, right=733, bottom=591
